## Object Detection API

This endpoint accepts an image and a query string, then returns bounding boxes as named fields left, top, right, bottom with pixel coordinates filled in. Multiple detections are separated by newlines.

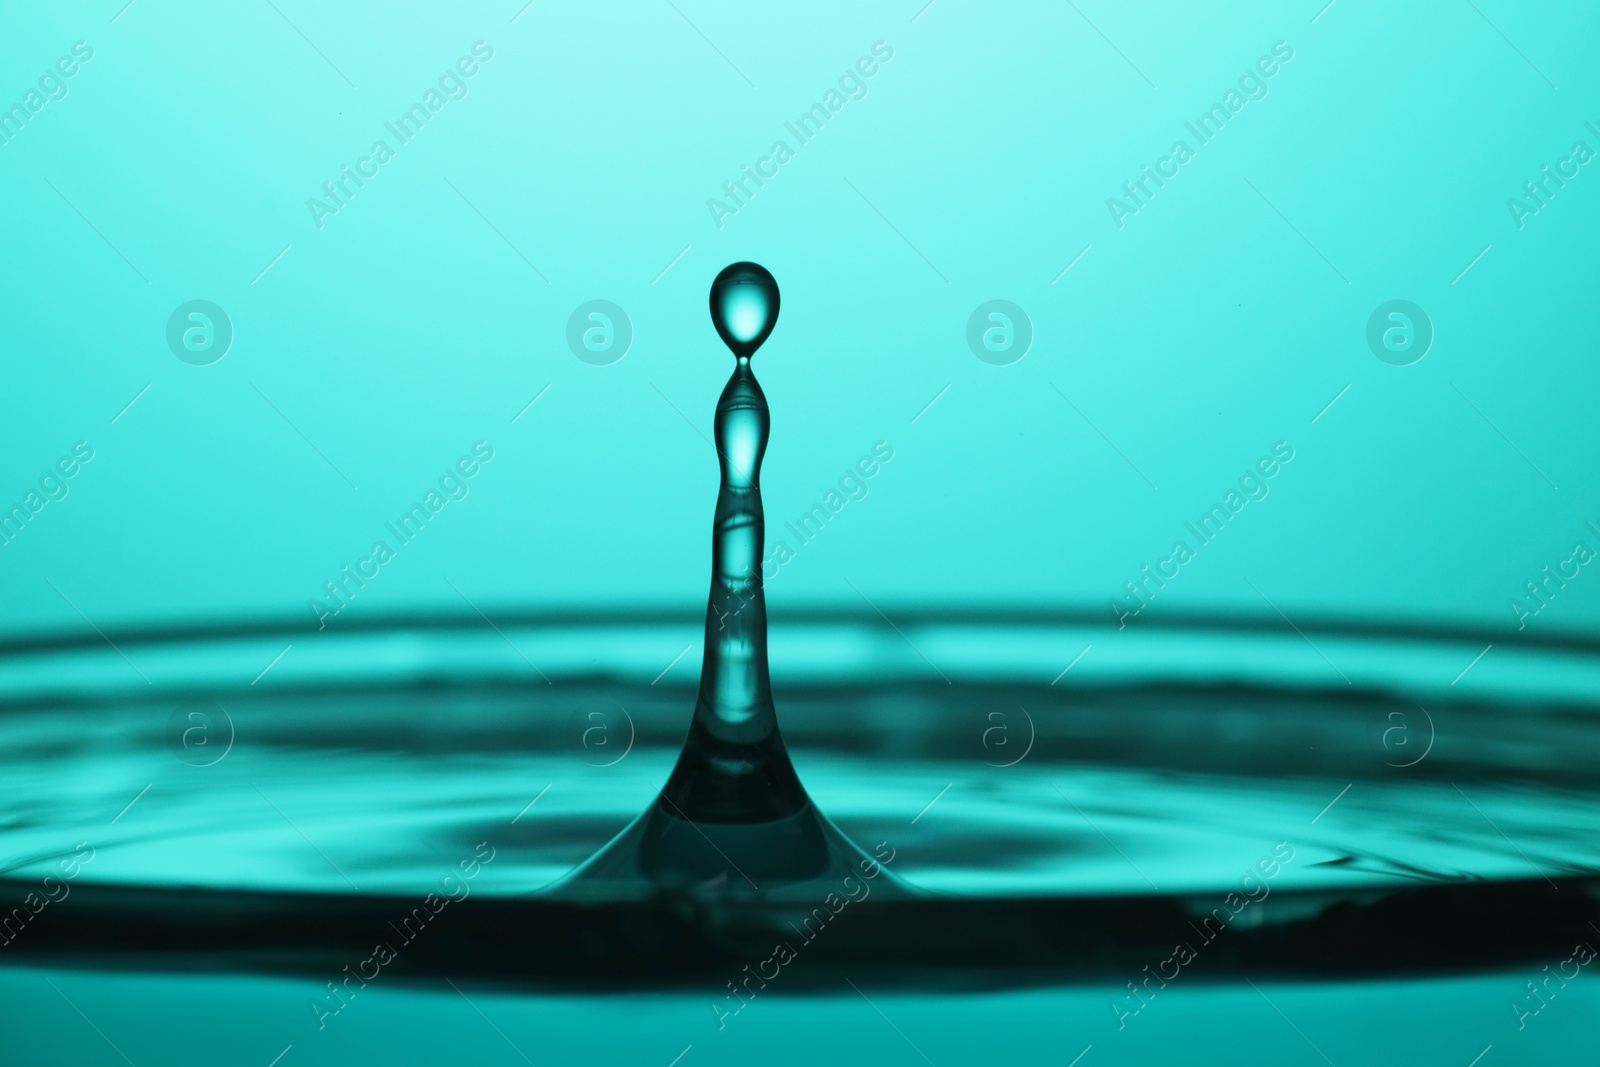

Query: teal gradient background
left=0, top=0, right=1595, bottom=639
left=3, top=5, right=1599, bottom=1065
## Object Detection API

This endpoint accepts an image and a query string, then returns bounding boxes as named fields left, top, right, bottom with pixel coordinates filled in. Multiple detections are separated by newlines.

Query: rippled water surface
left=1, top=618, right=1597, bottom=1065
left=4, top=620, right=1598, bottom=894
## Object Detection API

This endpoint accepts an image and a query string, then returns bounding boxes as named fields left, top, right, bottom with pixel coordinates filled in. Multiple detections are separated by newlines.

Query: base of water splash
left=544, top=797, right=916, bottom=904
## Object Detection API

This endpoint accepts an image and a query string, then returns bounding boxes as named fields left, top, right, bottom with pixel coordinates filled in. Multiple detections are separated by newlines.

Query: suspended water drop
left=710, top=261, right=780, bottom=359
left=548, top=263, right=907, bottom=902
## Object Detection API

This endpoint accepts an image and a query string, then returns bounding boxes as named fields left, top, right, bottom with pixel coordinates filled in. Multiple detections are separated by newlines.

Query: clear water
left=2, top=618, right=1598, bottom=1063
left=2, top=379, right=1597, bottom=1059
left=553, top=262, right=903, bottom=900
left=6, top=625, right=1600, bottom=898
left=4, top=1, right=1599, bottom=1062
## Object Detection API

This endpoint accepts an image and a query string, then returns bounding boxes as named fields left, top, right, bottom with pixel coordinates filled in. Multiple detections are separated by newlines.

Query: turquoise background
left=1, top=0, right=1596, bottom=637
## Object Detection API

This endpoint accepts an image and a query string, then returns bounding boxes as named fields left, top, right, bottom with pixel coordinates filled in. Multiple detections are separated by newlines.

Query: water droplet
left=546, top=262, right=912, bottom=901
left=710, top=261, right=779, bottom=359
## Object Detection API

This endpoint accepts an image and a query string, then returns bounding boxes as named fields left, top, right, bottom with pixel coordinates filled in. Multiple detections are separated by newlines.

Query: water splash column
left=551, top=261, right=912, bottom=896
left=656, top=263, right=811, bottom=824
